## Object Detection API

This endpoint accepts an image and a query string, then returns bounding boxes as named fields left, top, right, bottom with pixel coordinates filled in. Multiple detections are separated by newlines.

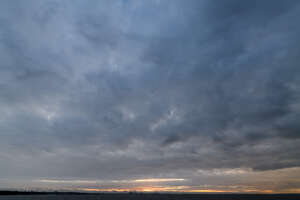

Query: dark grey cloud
left=0, top=0, right=300, bottom=191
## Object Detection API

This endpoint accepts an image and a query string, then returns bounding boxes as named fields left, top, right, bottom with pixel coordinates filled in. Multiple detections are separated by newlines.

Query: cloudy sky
left=0, top=0, right=300, bottom=193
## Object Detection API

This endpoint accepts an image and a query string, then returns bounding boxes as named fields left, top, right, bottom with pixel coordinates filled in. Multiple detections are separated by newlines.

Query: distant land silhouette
left=0, top=191, right=300, bottom=200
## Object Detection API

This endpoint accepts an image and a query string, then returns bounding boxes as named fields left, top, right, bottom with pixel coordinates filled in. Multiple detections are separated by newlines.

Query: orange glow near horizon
left=80, top=186, right=188, bottom=193
left=78, top=187, right=300, bottom=194
left=79, top=187, right=243, bottom=193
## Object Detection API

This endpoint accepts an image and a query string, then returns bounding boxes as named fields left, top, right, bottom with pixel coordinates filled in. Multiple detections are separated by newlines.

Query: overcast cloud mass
left=0, top=0, right=300, bottom=193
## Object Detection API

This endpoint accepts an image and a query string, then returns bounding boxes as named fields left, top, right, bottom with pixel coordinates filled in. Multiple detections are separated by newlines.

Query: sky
left=0, top=0, right=300, bottom=193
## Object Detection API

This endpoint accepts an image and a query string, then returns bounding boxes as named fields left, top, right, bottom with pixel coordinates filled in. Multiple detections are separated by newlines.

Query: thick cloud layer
left=0, top=0, right=300, bottom=192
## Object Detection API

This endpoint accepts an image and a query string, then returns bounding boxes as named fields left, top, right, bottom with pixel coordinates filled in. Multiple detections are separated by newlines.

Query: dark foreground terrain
left=0, top=192, right=300, bottom=200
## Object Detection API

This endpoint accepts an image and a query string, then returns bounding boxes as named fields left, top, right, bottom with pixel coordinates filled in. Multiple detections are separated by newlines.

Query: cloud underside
left=0, top=0, right=300, bottom=192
